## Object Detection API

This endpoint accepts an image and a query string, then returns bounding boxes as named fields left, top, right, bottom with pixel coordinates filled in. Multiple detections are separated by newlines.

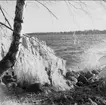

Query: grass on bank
left=1, top=69, right=106, bottom=105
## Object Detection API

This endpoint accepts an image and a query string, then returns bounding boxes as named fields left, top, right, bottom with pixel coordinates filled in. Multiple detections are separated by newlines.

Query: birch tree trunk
left=0, top=0, right=25, bottom=75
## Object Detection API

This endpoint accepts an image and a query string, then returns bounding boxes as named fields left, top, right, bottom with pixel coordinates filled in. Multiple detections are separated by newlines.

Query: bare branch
left=0, top=5, right=12, bottom=28
left=0, top=22, right=13, bottom=32
left=68, top=2, right=79, bottom=10
left=66, top=1, right=93, bottom=23
left=78, top=0, right=87, bottom=7
left=35, top=0, right=58, bottom=20
left=67, top=1, right=89, bottom=15
left=65, top=1, right=80, bottom=28
left=1, top=6, right=14, bottom=20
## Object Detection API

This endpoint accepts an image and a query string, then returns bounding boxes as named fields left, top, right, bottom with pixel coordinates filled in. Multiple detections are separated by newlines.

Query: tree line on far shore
left=27, top=30, right=106, bottom=36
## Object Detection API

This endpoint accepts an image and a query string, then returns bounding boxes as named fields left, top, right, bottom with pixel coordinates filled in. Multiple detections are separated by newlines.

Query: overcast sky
left=0, top=1, right=106, bottom=33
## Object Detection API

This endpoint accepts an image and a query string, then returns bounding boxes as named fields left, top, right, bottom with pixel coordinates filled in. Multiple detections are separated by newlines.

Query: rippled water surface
left=31, top=33, right=106, bottom=71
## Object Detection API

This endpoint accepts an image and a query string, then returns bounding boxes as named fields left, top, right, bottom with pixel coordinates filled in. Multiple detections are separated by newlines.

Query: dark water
left=31, top=33, right=106, bottom=70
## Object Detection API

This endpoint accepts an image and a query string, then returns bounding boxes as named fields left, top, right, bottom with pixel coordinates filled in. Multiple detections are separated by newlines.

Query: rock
left=92, top=70, right=99, bottom=75
left=0, top=28, right=12, bottom=61
left=0, top=31, right=72, bottom=91
left=65, top=71, right=78, bottom=85
left=76, top=81, right=84, bottom=86
left=1, top=71, right=17, bottom=86
left=66, top=76, right=78, bottom=85
left=70, top=76, right=78, bottom=83
left=2, top=72, right=12, bottom=85
left=7, top=82, right=17, bottom=88
left=77, top=74, right=89, bottom=85
left=84, top=71, right=94, bottom=79
left=66, top=71, right=79, bottom=78
left=25, top=83, right=42, bottom=93
left=88, top=75, right=99, bottom=83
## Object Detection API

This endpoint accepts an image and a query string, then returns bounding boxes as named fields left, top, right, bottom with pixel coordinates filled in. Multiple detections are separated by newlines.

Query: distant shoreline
left=26, top=30, right=106, bottom=36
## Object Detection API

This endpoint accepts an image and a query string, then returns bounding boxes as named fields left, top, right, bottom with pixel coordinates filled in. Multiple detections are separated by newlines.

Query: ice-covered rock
left=0, top=30, right=72, bottom=91
left=0, top=28, right=12, bottom=60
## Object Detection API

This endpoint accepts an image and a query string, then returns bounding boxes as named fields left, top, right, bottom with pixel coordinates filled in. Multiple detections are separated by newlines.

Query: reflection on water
left=32, top=34, right=106, bottom=71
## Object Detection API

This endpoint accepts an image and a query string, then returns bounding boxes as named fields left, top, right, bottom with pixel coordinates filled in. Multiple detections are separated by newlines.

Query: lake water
left=31, top=33, right=106, bottom=72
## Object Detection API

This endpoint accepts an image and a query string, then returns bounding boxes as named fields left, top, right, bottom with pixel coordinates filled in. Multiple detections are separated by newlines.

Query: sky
left=0, top=1, right=106, bottom=33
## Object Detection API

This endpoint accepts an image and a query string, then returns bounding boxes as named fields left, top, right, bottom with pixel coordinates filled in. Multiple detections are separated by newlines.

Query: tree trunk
left=0, top=0, right=25, bottom=75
